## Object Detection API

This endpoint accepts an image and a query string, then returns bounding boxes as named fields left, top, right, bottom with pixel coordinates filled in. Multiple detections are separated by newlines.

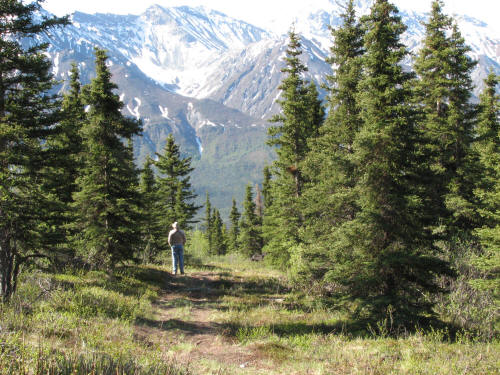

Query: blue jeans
left=171, top=245, right=184, bottom=274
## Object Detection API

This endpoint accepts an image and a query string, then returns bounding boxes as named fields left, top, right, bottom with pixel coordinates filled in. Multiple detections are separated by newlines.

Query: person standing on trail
left=168, top=222, right=186, bottom=275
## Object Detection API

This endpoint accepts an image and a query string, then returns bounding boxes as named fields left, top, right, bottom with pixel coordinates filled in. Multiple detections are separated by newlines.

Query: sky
left=42, top=0, right=500, bottom=34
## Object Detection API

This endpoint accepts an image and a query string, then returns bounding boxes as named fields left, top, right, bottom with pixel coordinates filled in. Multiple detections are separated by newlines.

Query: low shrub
left=49, top=286, right=150, bottom=321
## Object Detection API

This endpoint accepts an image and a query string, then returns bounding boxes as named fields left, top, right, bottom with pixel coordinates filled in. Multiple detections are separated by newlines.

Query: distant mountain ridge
left=32, top=1, right=500, bottom=215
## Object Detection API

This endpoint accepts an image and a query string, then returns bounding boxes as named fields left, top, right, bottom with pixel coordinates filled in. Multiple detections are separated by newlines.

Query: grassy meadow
left=0, top=234, right=498, bottom=374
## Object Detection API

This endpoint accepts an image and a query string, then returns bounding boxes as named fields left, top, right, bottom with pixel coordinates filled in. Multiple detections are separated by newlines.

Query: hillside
left=32, top=1, right=500, bottom=214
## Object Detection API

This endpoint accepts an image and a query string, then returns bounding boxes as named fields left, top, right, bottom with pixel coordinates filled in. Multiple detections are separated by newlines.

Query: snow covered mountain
left=33, top=1, right=500, bottom=213
left=292, top=0, right=499, bottom=96
left=41, top=1, right=500, bottom=121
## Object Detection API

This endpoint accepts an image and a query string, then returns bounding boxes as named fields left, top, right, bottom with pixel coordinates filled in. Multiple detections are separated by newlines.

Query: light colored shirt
left=168, top=229, right=186, bottom=246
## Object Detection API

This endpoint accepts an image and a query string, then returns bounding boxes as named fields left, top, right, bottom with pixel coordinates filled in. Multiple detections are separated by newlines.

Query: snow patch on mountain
left=127, top=98, right=141, bottom=120
left=158, top=105, right=171, bottom=120
left=195, top=136, right=203, bottom=155
left=51, top=52, right=60, bottom=76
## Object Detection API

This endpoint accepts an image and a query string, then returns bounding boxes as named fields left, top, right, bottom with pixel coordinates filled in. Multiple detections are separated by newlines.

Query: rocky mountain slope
left=33, top=0, right=500, bottom=215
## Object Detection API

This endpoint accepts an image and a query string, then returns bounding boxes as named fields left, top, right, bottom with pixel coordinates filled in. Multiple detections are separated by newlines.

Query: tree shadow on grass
left=218, top=315, right=465, bottom=341
left=117, top=265, right=171, bottom=288
left=135, top=316, right=226, bottom=337
left=128, top=265, right=466, bottom=342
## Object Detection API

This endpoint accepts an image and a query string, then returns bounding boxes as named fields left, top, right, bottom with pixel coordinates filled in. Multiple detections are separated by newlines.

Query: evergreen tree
left=298, top=0, right=364, bottom=284
left=267, top=29, right=323, bottom=199
left=326, top=0, right=451, bottom=323
left=72, top=48, right=142, bottom=270
left=221, top=223, right=229, bottom=255
left=305, top=81, right=325, bottom=140
left=212, top=208, right=227, bottom=255
left=173, top=181, right=188, bottom=228
left=229, top=198, right=240, bottom=252
left=204, top=192, right=213, bottom=254
left=473, top=72, right=500, bottom=301
left=263, top=29, right=324, bottom=268
left=414, top=0, right=480, bottom=237
left=138, top=156, right=163, bottom=262
left=254, top=184, right=264, bottom=218
left=0, top=0, right=67, bottom=301
left=320, top=0, right=364, bottom=151
left=239, top=184, right=263, bottom=257
left=124, top=138, right=143, bottom=253
left=44, top=63, right=85, bottom=207
left=262, top=166, right=273, bottom=210
left=39, top=63, right=85, bottom=261
left=155, top=134, right=199, bottom=243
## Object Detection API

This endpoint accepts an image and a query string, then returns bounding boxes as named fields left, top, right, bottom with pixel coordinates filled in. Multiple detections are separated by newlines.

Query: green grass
left=1, top=252, right=498, bottom=374
left=0, top=265, right=189, bottom=375
left=191, top=255, right=499, bottom=374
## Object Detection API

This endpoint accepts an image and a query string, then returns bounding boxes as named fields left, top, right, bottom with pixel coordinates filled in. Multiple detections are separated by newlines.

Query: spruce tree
left=43, top=64, right=84, bottom=214
left=414, top=0, right=480, bottom=237
left=72, top=48, right=142, bottom=269
left=51, top=63, right=85, bottom=204
left=204, top=192, right=213, bottom=254
left=473, top=72, right=500, bottom=301
left=298, top=0, right=364, bottom=284
left=239, top=184, right=263, bottom=257
left=39, top=63, right=85, bottom=261
left=327, top=0, right=451, bottom=323
left=212, top=208, right=227, bottom=255
left=262, top=166, right=273, bottom=210
left=319, top=0, right=364, bottom=151
left=263, top=29, right=324, bottom=268
left=221, top=223, right=229, bottom=256
left=254, top=184, right=264, bottom=219
left=267, top=29, right=323, bottom=199
left=0, top=0, right=67, bottom=300
left=138, top=156, right=163, bottom=262
left=155, top=134, right=199, bottom=238
left=229, top=198, right=240, bottom=252
left=173, top=181, right=188, bottom=228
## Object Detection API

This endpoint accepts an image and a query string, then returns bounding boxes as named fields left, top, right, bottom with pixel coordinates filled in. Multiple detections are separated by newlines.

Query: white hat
left=172, top=222, right=178, bottom=228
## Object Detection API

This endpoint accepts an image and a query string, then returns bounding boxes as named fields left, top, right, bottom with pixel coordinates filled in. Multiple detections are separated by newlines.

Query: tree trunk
left=0, top=232, right=14, bottom=302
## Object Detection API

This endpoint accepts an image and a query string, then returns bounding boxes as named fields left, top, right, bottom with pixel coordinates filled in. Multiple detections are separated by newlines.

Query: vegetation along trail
left=132, top=256, right=499, bottom=375
left=135, top=261, right=289, bottom=374
left=1, top=253, right=498, bottom=374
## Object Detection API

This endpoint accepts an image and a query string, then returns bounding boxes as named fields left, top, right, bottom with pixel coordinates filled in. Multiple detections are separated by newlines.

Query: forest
left=0, top=0, right=498, bottom=373
left=201, top=0, right=499, bottom=336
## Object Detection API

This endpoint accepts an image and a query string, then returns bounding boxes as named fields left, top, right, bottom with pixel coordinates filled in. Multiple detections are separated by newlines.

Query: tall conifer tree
left=473, top=72, right=500, bottom=301
left=138, top=156, right=163, bottom=262
left=263, top=29, right=324, bottom=268
left=212, top=208, right=227, bottom=255
left=254, top=184, right=264, bottom=219
left=155, top=134, right=199, bottom=236
left=239, top=184, right=263, bottom=257
left=229, top=198, right=240, bottom=252
left=0, top=0, right=67, bottom=300
left=298, top=0, right=364, bottom=283
left=44, top=63, right=84, bottom=211
left=327, top=0, right=451, bottom=322
left=204, top=192, right=213, bottom=253
left=72, top=48, right=142, bottom=269
left=40, top=63, right=85, bottom=260
left=153, top=133, right=199, bottom=257
left=414, top=0, right=480, bottom=237
left=262, top=166, right=273, bottom=210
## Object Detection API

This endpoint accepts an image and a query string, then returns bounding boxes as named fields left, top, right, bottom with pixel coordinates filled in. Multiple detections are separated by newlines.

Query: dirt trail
left=134, top=270, right=265, bottom=373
